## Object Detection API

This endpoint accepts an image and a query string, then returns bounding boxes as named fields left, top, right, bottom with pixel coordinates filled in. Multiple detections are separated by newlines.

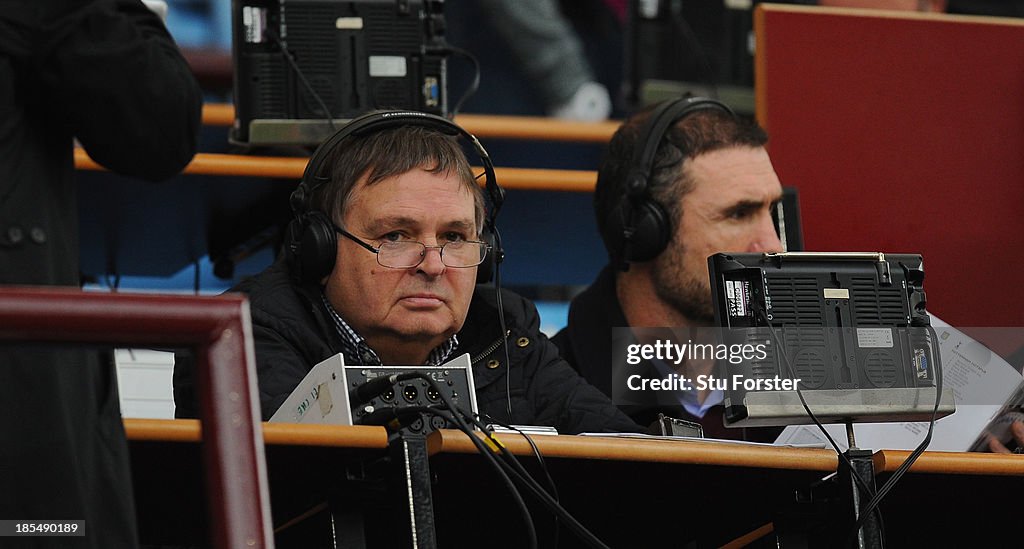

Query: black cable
left=480, top=428, right=609, bottom=549
left=848, top=331, right=942, bottom=545
left=354, top=372, right=604, bottom=548
left=489, top=227, right=514, bottom=424
left=385, top=405, right=540, bottom=549
left=403, top=373, right=610, bottom=549
left=478, top=413, right=560, bottom=504
left=104, top=272, right=121, bottom=291
left=442, top=403, right=608, bottom=548
left=755, top=308, right=886, bottom=539
left=670, top=8, right=719, bottom=98
left=359, top=373, right=538, bottom=549
left=193, top=259, right=200, bottom=294
left=479, top=413, right=561, bottom=549
left=265, top=27, right=337, bottom=133
left=444, top=45, right=480, bottom=118
left=757, top=310, right=874, bottom=468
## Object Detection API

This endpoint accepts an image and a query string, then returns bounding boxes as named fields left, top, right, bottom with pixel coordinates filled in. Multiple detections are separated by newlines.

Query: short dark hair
left=593, top=103, right=769, bottom=261
left=310, top=125, right=485, bottom=234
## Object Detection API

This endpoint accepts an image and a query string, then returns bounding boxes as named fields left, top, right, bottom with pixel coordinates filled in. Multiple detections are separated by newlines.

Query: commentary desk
left=125, top=419, right=836, bottom=547
left=126, top=420, right=1022, bottom=547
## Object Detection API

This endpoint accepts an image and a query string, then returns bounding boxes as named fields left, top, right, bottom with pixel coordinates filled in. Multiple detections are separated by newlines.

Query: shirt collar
left=649, top=357, right=724, bottom=418
left=321, top=293, right=458, bottom=366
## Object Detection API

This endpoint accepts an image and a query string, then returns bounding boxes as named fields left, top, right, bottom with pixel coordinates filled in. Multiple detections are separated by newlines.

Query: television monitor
left=231, top=0, right=448, bottom=146
left=623, top=0, right=755, bottom=111
left=707, top=252, right=955, bottom=427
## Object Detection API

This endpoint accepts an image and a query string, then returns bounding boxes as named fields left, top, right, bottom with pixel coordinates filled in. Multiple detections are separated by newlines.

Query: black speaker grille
left=862, top=349, right=898, bottom=388
left=851, top=277, right=908, bottom=326
left=286, top=5, right=342, bottom=115
left=365, top=6, right=422, bottom=52
left=373, top=79, right=410, bottom=108
left=254, top=55, right=287, bottom=116
left=765, top=276, right=822, bottom=325
left=791, top=348, right=828, bottom=389
left=776, top=327, right=828, bottom=388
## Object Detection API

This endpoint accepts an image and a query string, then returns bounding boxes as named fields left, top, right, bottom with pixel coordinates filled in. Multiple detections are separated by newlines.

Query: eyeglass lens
left=377, top=241, right=485, bottom=268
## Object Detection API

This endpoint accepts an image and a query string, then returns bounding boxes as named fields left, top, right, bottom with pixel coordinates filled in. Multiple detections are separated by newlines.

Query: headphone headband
left=295, top=110, right=502, bottom=223
left=625, top=97, right=735, bottom=198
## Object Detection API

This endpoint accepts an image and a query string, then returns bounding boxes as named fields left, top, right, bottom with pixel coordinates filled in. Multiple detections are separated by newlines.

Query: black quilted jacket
left=175, top=259, right=642, bottom=435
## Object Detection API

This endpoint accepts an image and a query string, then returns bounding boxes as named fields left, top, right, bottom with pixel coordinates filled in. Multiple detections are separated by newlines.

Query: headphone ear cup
left=476, top=225, right=499, bottom=284
left=628, top=199, right=672, bottom=262
left=602, top=200, right=631, bottom=262
left=294, top=211, right=338, bottom=284
left=606, top=198, right=672, bottom=264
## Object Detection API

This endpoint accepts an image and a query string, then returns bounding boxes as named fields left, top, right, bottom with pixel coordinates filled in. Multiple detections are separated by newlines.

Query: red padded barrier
left=757, top=5, right=1024, bottom=330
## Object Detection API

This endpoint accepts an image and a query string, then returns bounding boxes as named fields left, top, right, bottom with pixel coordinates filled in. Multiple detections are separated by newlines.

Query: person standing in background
left=0, top=1, right=201, bottom=546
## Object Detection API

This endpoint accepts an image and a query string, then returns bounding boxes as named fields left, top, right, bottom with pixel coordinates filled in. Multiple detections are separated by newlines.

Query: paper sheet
left=775, top=316, right=1024, bottom=451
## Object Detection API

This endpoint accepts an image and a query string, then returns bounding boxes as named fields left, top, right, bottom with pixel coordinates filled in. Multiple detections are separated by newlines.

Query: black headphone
left=604, top=97, right=735, bottom=266
left=287, top=110, right=505, bottom=285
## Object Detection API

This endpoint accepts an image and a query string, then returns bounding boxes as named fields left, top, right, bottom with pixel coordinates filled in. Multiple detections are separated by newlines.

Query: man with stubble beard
left=552, top=97, right=785, bottom=440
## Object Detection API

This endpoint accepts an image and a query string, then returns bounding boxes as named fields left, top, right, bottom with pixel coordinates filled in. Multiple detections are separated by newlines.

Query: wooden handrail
left=202, top=103, right=621, bottom=143
left=203, top=102, right=235, bottom=126
left=0, top=288, right=274, bottom=549
left=73, top=148, right=598, bottom=192
left=125, top=418, right=389, bottom=449
left=456, top=113, right=620, bottom=143
left=426, top=429, right=839, bottom=472
left=873, top=449, right=1024, bottom=476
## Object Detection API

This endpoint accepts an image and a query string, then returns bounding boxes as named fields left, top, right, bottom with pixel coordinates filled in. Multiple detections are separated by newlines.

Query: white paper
left=775, top=315, right=1024, bottom=452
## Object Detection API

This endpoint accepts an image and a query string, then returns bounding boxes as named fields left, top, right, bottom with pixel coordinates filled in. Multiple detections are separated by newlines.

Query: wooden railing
left=73, top=148, right=599, bottom=192
left=202, top=103, right=621, bottom=143
left=0, top=288, right=274, bottom=549
left=75, top=105, right=618, bottom=192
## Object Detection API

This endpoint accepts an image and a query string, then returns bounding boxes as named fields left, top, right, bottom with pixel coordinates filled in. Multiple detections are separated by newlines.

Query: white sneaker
left=549, top=81, right=612, bottom=122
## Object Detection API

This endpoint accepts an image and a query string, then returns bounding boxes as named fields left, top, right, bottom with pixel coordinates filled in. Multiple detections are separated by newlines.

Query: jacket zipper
left=471, top=329, right=511, bottom=365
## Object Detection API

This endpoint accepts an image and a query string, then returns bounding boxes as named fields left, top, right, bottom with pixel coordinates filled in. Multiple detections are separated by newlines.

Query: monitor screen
left=231, top=0, right=448, bottom=146
left=707, top=252, right=953, bottom=427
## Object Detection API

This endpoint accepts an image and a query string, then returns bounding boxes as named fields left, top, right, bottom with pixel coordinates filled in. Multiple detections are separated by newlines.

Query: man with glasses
left=175, top=118, right=640, bottom=435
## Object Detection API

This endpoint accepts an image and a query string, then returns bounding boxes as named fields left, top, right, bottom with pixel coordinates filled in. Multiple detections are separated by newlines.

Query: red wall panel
left=756, top=5, right=1024, bottom=327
